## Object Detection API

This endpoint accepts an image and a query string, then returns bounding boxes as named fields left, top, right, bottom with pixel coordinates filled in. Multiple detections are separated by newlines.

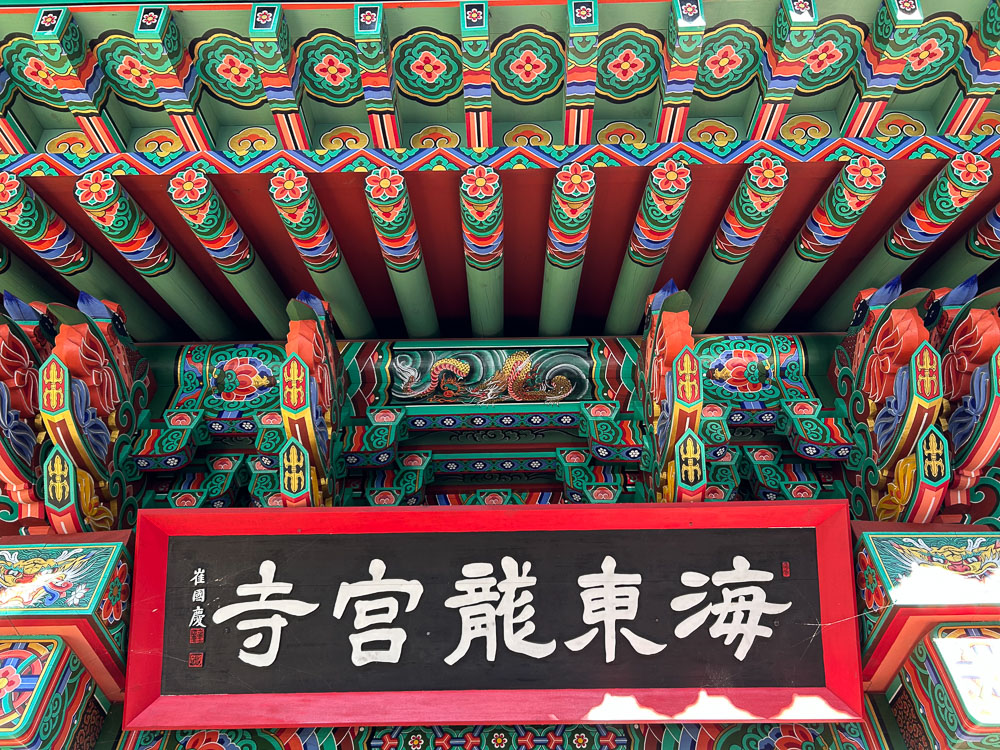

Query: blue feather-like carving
left=70, top=378, right=111, bottom=461
left=0, top=382, right=36, bottom=465
left=874, top=367, right=910, bottom=451
left=870, top=276, right=902, bottom=306
left=2, top=292, right=40, bottom=323
left=296, top=291, right=326, bottom=320
left=949, top=364, right=990, bottom=450
left=310, top=377, right=329, bottom=461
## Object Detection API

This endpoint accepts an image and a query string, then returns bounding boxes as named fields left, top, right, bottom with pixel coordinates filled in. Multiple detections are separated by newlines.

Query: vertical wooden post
left=75, top=169, right=238, bottom=340
left=817, top=151, right=993, bottom=325
left=0, top=170, right=168, bottom=339
left=0, top=245, right=64, bottom=303
left=460, top=165, right=504, bottom=336
left=687, top=155, right=789, bottom=333
left=653, top=0, right=705, bottom=143
left=354, top=3, right=402, bottom=149
left=745, top=0, right=818, bottom=140
left=744, top=155, right=885, bottom=331
left=249, top=3, right=313, bottom=150
left=938, top=0, right=1000, bottom=136
left=539, top=162, right=597, bottom=336
left=836, top=0, right=923, bottom=138
left=134, top=5, right=217, bottom=150
left=167, top=168, right=289, bottom=338
left=268, top=166, right=374, bottom=338
left=606, top=159, right=693, bottom=334
left=459, top=0, right=492, bottom=149
left=32, top=8, right=127, bottom=152
left=564, top=0, right=599, bottom=146
left=363, top=166, right=438, bottom=337
left=919, top=201, right=1000, bottom=286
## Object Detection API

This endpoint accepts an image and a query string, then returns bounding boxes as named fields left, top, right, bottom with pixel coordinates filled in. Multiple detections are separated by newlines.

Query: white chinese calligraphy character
left=211, top=560, right=319, bottom=667
left=444, top=557, right=555, bottom=665
left=670, top=555, right=791, bottom=661
left=192, top=588, right=205, bottom=603
left=564, top=555, right=665, bottom=662
left=189, top=605, right=206, bottom=627
left=191, top=568, right=206, bottom=586
left=332, top=559, right=423, bottom=666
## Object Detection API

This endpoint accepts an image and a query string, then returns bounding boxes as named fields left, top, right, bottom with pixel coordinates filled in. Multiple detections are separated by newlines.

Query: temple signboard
left=125, top=502, right=859, bottom=728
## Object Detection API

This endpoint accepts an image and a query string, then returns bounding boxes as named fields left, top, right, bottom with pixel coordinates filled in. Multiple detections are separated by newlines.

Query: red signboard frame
left=125, top=501, right=861, bottom=728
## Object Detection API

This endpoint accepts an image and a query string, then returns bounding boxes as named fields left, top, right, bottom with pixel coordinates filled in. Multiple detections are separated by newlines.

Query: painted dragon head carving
left=891, top=537, right=1000, bottom=581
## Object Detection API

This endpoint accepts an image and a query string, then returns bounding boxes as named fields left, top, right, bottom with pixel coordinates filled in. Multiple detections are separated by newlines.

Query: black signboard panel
left=127, top=504, right=861, bottom=728
left=162, top=528, right=822, bottom=695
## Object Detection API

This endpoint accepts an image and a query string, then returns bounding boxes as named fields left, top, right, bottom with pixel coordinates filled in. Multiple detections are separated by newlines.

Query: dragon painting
left=0, top=547, right=96, bottom=607
left=396, top=351, right=573, bottom=403
left=890, top=537, right=1000, bottom=581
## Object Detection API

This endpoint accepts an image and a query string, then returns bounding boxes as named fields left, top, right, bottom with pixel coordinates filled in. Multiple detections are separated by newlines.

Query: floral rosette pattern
left=711, top=155, right=788, bottom=264
left=883, top=151, right=992, bottom=261
left=0, top=171, right=91, bottom=275
left=628, top=159, right=693, bottom=266
left=168, top=169, right=255, bottom=273
left=267, top=168, right=341, bottom=272
left=546, top=163, right=596, bottom=269
left=459, top=166, right=503, bottom=270
left=363, top=166, right=423, bottom=272
left=75, top=170, right=175, bottom=276
left=794, top=155, right=885, bottom=263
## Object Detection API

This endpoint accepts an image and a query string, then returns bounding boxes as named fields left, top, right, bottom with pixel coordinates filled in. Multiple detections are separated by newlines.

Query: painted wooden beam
left=744, top=154, right=885, bottom=331
left=817, top=151, right=993, bottom=325
left=919, top=200, right=1000, bottom=286
left=0, top=170, right=168, bottom=338
left=362, top=166, right=438, bottom=337
left=354, top=3, right=402, bottom=149
left=133, top=5, right=216, bottom=150
left=459, top=0, right=492, bottom=149
left=74, top=169, right=238, bottom=340
left=267, top=166, right=374, bottom=338
left=939, top=0, right=1000, bottom=136
left=167, top=168, right=289, bottom=338
left=0, top=244, right=64, bottom=303
left=745, top=0, right=818, bottom=140
left=32, top=8, right=127, bottom=153
left=249, top=3, right=314, bottom=150
left=539, top=162, right=596, bottom=336
left=459, top=165, right=503, bottom=336
left=564, top=0, right=599, bottom=146
left=605, top=158, right=693, bottom=334
left=0, top=68, right=37, bottom=155
left=653, top=0, right=705, bottom=143
left=837, top=0, right=923, bottom=138
left=687, top=155, right=788, bottom=333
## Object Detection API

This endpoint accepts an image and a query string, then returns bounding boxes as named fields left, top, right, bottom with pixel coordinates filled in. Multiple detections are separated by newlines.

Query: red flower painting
left=461, top=165, right=499, bottom=198
left=555, top=162, right=594, bottom=197
left=216, top=54, right=253, bottom=86
left=748, top=157, right=787, bottom=189
left=607, top=49, right=644, bottom=81
left=366, top=166, right=404, bottom=200
left=169, top=170, right=209, bottom=202
left=651, top=160, right=690, bottom=192
left=410, top=51, right=445, bottom=83
left=76, top=171, right=115, bottom=204
left=845, top=155, right=885, bottom=189
left=23, top=57, right=55, bottom=89
left=804, top=40, right=842, bottom=73
left=270, top=168, right=308, bottom=202
left=510, top=50, right=547, bottom=83
left=705, top=44, right=742, bottom=79
left=315, top=54, right=350, bottom=86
